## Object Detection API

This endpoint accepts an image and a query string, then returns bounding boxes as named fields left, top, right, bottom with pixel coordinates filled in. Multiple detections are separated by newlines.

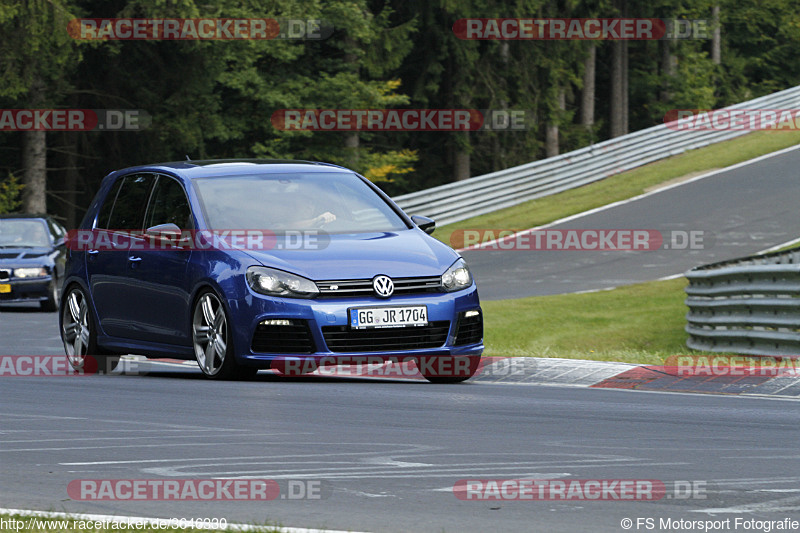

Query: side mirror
left=410, top=215, right=436, bottom=235
left=146, top=223, right=182, bottom=238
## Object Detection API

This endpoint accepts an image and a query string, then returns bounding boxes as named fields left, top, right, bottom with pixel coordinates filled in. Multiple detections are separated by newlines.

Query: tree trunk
left=453, top=132, right=471, bottom=181
left=622, top=37, right=628, bottom=134
left=343, top=36, right=360, bottom=166
left=63, top=134, right=79, bottom=228
left=581, top=44, right=596, bottom=131
left=344, top=132, right=359, bottom=167
left=610, top=40, right=626, bottom=138
left=610, top=0, right=629, bottom=138
left=660, top=39, right=677, bottom=102
left=22, top=79, right=47, bottom=214
left=546, top=89, right=565, bottom=158
left=21, top=130, right=47, bottom=214
left=711, top=5, right=721, bottom=65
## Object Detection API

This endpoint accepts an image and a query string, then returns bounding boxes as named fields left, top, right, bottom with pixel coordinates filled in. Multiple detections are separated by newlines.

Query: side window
left=96, top=179, right=124, bottom=229
left=46, top=219, right=62, bottom=242
left=145, top=176, right=194, bottom=230
left=106, top=174, right=156, bottom=230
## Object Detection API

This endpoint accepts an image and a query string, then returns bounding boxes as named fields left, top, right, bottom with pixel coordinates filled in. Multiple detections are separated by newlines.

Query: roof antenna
left=185, top=155, right=191, bottom=161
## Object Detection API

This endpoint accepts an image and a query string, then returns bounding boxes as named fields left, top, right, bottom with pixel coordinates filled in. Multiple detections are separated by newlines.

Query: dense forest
left=1, top=0, right=799, bottom=227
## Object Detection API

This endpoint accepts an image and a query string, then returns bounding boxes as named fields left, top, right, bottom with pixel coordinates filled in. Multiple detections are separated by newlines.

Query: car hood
left=0, top=247, right=52, bottom=265
left=240, top=230, right=459, bottom=280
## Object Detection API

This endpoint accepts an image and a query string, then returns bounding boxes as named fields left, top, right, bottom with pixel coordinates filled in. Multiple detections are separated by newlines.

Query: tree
left=0, top=175, right=23, bottom=214
left=0, top=0, right=81, bottom=214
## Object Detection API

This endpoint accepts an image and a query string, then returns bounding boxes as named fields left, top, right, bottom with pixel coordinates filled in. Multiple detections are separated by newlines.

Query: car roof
left=0, top=214, right=52, bottom=220
left=111, top=159, right=354, bottom=180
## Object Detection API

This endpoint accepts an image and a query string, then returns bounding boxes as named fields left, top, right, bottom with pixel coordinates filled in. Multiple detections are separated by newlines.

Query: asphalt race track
left=3, top=148, right=800, bottom=532
left=464, top=146, right=800, bottom=300
left=3, top=370, right=800, bottom=533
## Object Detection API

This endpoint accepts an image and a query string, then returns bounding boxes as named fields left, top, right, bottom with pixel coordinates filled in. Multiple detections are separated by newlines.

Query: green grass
left=435, top=130, right=800, bottom=248
left=481, top=277, right=690, bottom=365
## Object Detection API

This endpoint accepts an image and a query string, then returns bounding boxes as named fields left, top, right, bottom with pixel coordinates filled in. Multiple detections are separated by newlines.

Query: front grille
left=251, top=320, right=316, bottom=354
left=316, top=276, right=442, bottom=298
left=0, top=269, right=9, bottom=280
left=322, top=321, right=450, bottom=352
left=0, top=253, right=19, bottom=259
left=454, top=310, right=483, bottom=346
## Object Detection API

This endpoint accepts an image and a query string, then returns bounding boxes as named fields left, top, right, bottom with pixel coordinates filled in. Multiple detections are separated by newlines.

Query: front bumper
left=0, top=277, right=52, bottom=304
left=227, top=285, right=484, bottom=368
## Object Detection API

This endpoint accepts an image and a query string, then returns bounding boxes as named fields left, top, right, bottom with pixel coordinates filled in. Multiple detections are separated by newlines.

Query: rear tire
left=61, top=286, right=117, bottom=374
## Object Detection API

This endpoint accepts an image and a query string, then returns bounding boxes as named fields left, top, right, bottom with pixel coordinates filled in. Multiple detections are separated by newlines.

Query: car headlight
left=14, top=267, right=48, bottom=278
left=246, top=266, right=319, bottom=298
left=441, top=258, right=472, bottom=292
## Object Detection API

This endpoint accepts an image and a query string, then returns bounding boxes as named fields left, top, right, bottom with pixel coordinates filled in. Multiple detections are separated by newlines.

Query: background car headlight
left=14, top=267, right=48, bottom=278
left=246, top=266, right=319, bottom=298
left=441, top=258, right=472, bottom=292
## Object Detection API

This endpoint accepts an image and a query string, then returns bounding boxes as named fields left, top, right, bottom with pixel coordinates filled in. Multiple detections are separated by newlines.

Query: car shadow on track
left=0, top=303, right=54, bottom=313
left=111, top=363, right=427, bottom=385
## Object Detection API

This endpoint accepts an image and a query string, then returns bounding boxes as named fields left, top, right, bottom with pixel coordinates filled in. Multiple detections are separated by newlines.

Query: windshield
left=193, top=172, right=409, bottom=233
left=0, top=219, right=51, bottom=248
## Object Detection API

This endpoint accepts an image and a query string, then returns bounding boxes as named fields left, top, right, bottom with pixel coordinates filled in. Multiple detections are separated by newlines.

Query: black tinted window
left=145, top=176, right=193, bottom=230
left=106, top=174, right=155, bottom=230
left=96, top=179, right=124, bottom=229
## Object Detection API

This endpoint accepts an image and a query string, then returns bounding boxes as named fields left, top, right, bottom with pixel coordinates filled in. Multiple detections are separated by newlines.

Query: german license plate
left=350, top=306, right=428, bottom=329
left=0, top=284, right=10, bottom=294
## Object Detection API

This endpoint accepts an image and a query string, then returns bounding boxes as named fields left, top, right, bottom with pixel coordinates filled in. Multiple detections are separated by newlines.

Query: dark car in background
left=0, top=214, right=67, bottom=312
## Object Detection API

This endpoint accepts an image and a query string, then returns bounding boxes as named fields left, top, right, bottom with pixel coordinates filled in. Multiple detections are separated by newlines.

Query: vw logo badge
left=373, top=275, right=394, bottom=298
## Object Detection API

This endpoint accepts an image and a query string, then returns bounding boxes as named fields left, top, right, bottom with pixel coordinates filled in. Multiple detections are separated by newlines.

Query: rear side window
left=96, top=179, right=123, bottom=229
left=105, top=174, right=156, bottom=230
left=145, top=176, right=194, bottom=230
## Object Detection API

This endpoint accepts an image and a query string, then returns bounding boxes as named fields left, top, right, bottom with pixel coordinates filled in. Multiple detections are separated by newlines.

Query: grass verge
left=434, top=130, right=800, bottom=248
left=481, top=277, right=690, bottom=365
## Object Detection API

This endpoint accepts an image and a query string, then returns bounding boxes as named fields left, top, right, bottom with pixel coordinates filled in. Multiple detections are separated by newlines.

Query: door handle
left=128, top=256, right=142, bottom=262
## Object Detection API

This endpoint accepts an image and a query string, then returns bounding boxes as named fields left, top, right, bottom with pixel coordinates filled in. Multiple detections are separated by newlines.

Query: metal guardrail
left=685, top=246, right=800, bottom=355
left=394, top=85, right=800, bottom=226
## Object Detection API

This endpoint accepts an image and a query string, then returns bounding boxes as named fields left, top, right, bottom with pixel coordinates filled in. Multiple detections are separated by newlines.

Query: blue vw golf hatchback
left=60, top=160, right=483, bottom=381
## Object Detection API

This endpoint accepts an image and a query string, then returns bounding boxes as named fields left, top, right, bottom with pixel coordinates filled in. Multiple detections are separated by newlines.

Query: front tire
left=192, top=290, right=257, bottom=380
